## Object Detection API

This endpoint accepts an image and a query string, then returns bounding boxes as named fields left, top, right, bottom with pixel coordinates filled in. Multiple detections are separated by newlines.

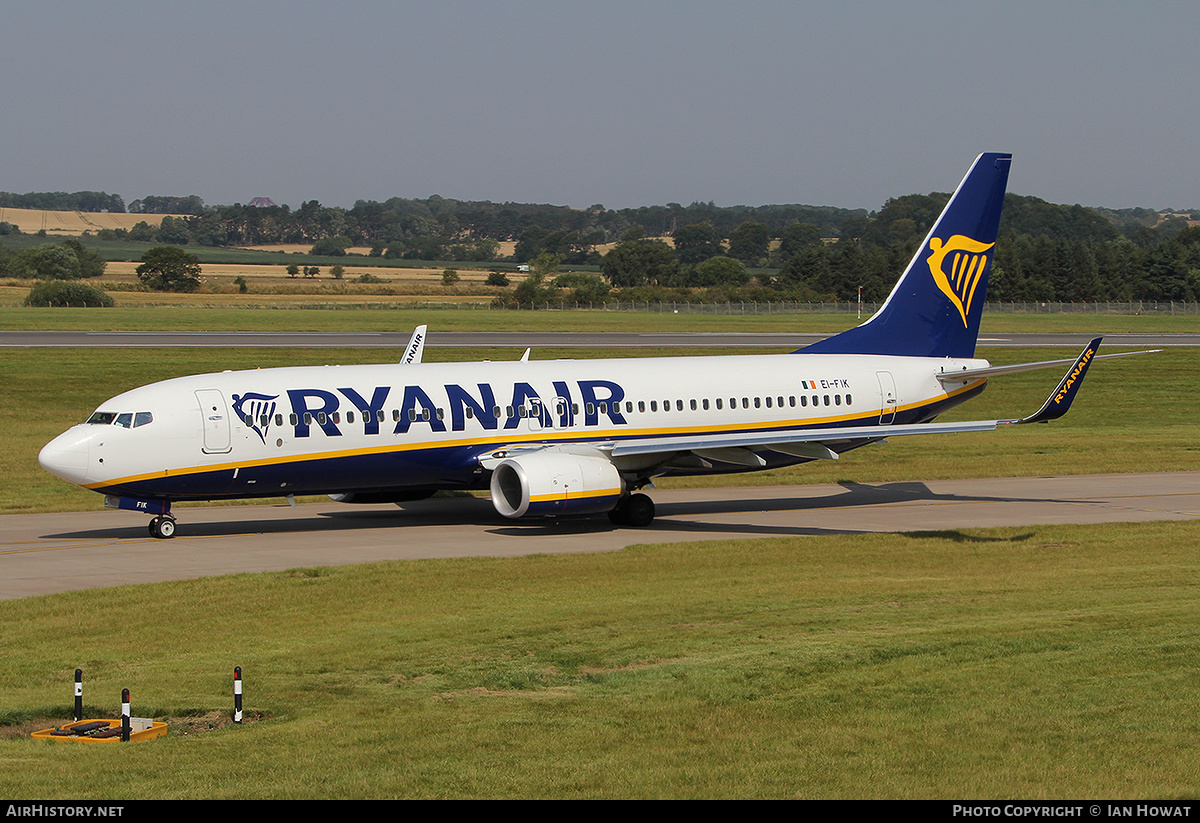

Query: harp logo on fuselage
left=926, top=234, right=995, bottom=327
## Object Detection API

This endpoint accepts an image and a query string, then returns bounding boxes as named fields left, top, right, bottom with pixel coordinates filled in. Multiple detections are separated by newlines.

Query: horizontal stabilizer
left=937, top=345, right=1159, bottom=382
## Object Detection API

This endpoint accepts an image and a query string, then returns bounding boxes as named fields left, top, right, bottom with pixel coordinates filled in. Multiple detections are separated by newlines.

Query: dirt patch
left=2, top=710, right=267, bottom=739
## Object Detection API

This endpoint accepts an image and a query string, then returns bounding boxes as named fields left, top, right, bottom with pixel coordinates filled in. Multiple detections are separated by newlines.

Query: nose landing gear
left=148, top=515, right=177, bottom=539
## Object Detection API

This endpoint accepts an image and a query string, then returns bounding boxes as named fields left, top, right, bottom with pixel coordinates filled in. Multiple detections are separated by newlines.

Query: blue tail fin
left=803, top=152, right=1012, bottom=358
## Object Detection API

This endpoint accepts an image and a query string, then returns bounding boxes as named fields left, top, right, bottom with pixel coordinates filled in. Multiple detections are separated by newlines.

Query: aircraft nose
left=39, top=429, right=92, bottom=486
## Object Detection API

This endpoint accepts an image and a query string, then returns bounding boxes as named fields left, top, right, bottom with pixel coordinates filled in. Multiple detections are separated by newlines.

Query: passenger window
left=275, top=414, right=284, bottom=427
left=823, top=395, right=830, bottom=406
left=765, top=396, right=773, bottom=408
left=846, top=394, right=852, bottom=404
left=638, top=401, right=645, bottom=413
left=834, top=395, right=842, bottom=405
left=716, top=398, right=723, bottom=410
left=650, top=401, right=658, bottom=412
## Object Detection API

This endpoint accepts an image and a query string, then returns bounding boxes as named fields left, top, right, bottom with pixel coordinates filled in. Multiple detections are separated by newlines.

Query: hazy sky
left=2, top=1, right=1196, bottom=213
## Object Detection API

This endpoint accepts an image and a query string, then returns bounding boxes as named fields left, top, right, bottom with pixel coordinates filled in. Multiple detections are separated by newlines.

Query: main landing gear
left=148, top=515, right=177, bottom=539
left=608, top=492, right=655, bottom=528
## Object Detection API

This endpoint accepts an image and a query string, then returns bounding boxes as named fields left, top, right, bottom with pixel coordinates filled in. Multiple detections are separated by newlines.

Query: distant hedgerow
left=24, top=280, right=114, bottom=307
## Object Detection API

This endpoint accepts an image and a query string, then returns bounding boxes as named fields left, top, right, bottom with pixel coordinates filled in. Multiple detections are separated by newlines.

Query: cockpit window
left=86, top=411, right=153, bottom=427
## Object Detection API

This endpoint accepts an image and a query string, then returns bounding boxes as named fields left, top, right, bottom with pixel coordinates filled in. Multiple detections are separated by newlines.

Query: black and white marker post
left=121, top=689, right=130, bottom=742
left=233, top=667, right=242, bottom=724
left=74, top=669, right=83, bottom=722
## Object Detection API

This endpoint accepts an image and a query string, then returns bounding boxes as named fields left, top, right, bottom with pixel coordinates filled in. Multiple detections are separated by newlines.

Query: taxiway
left=3, top=471, right=1197, bottom=600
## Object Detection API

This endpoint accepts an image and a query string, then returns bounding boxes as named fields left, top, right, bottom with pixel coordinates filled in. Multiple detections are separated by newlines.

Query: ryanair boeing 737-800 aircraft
left=39, top=153, right=1146, bottom=538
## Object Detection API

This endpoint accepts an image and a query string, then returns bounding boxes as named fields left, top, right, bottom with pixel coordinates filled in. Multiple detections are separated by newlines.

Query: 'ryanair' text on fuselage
left=265, top=379, right=629, bottom=438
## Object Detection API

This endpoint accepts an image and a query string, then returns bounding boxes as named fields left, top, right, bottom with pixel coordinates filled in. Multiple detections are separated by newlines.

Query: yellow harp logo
left=925, top=235, right=994, bottom=327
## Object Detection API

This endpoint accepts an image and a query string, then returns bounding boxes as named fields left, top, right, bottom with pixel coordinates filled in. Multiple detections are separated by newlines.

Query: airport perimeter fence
left=11, top=298, right=1200, bottom=314
left=487, top=300, right=1200, bottom=315
left=226, top=300, right=1200, bottom=314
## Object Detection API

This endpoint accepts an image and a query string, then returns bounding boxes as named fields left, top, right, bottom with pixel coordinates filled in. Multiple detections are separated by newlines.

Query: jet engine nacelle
left=489, top=450, right=623, bottom=518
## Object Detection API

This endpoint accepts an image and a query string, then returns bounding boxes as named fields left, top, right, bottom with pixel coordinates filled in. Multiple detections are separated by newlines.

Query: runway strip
left=2, top=472, right=1197, bottom=600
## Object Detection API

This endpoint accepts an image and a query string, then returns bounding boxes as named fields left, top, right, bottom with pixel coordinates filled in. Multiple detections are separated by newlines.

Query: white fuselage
left=39, top=351, right=989, bottom=502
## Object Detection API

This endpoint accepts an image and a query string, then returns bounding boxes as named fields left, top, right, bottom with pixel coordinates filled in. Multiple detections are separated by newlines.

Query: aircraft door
left=196, top=389, right=233, bottom=454
left=554, top=396, right=572, bottom=429
left=524, top=399, right=550, bottom=432
left=876, top=372, right=897, bottom=424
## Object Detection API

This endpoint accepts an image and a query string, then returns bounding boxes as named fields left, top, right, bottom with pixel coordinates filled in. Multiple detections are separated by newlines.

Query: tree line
left=2, top=188, right=1198, bottom=303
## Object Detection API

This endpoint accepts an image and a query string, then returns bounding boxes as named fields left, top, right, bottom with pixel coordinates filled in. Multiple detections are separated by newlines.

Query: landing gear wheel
left=624, top=493, right=655, bottom=527
left=149, top=516, right=177, bottom=539
left=608, top=493, right=655, bottom=527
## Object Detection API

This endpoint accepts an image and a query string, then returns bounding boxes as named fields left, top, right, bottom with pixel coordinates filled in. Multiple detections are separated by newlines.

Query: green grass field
left=1, top=521, right=1198, bottom=798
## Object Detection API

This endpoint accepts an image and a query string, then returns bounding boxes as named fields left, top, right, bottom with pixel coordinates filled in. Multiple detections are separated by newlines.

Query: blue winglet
left=1011, top=337, right=1102, bottom=424
left=803, top=152, right=1012, bottom=358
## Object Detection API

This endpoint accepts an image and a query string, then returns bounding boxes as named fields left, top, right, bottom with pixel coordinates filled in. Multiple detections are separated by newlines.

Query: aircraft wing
left=477, top=337, right=1110, bottom=472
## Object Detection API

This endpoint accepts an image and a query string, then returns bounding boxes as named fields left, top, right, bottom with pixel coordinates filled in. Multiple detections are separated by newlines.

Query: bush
left=310, top=236, right=353, bottom=256
left=24, top=280, right=114, bottom=307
